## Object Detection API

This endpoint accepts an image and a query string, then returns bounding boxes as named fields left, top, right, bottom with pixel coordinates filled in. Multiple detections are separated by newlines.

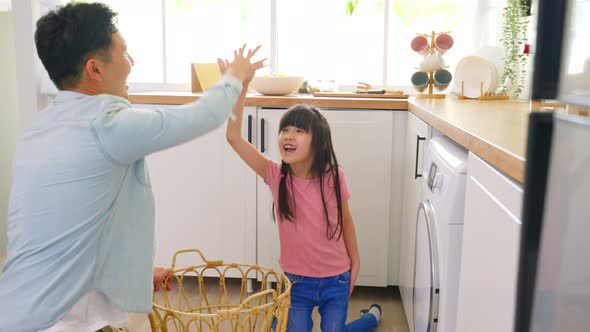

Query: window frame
left=31, top=0, right=499, bottom=93
left=127, top=0, right=394, bottom=92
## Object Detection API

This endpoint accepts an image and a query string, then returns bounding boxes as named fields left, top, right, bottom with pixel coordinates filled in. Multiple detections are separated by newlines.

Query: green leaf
left=346, top=0, right=359, bottom=16
left=500, top=0, right=529, bottom=97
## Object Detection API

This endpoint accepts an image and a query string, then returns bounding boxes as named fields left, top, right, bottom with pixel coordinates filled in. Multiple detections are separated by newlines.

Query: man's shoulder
left=94, top=94, right=132, bottom=110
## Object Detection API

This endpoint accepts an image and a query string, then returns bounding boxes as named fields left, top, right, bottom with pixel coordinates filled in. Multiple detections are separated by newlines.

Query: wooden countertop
left=129, top=92, right=530, bottom=183
left=129, top=92, right=408, bottom=110
left=408, top=98, right=529, bottom=183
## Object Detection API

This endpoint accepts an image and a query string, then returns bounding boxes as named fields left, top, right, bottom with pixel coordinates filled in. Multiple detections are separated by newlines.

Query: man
left=0, top=2, right=263, bottom=331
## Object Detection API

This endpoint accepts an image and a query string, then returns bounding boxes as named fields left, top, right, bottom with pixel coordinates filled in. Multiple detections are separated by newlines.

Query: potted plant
left=500, top=0, right=530, bottom=97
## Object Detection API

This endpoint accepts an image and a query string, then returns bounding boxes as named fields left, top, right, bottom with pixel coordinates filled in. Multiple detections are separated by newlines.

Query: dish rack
left=149, top=249, right=291, bottom=332
left=457, top=81, right=509, bottom=100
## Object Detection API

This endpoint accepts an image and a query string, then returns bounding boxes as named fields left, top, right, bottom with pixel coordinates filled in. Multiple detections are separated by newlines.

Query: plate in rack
left=454, top=56, right=495, bottom=98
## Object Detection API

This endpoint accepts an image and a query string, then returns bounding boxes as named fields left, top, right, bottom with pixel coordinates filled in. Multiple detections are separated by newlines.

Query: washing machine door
left=413, top=200, right=440, bottom=332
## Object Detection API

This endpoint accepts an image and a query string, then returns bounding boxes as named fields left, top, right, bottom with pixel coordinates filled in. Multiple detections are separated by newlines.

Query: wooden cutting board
left=191, top=63, right=222, bottom=93
left=313, top=92, right=409, bottom=99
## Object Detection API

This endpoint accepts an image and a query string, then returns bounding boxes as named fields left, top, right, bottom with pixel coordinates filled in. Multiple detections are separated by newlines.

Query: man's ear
left=84, top=58, right=103, bottom=82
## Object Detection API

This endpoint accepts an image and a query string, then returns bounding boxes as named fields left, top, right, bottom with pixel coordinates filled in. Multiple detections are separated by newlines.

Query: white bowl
left=250, top=76, right=304, bottom=96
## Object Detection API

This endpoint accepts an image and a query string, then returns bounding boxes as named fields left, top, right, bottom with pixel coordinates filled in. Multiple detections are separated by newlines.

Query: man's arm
left=92, top=75, right=242, bottom=165
left=92, top=45, right=264, bottom=165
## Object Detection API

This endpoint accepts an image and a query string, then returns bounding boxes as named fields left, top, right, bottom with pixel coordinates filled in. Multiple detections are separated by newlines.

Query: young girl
left=224, top=68, right=381, bottom=331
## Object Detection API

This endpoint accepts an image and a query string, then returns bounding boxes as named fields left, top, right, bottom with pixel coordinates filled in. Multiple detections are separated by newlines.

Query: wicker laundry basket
left=148, top=249, right=291, bottom=332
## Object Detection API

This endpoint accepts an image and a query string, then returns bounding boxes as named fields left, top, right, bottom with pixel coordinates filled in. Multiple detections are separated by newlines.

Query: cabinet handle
left=261, top=118, right=265, bottom=153
left=247, top=115, right=253, bottom=144
left=415, top=135, right=426, bottom=179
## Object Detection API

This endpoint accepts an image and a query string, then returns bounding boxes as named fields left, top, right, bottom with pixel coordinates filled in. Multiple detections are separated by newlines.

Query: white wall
left=12, top=0, right=50, bottom=131
left=0, top=0, right=10, bottom=11
left=0, top=10, right=20, bottom=257
left=1, top=0, right=64, bottom=260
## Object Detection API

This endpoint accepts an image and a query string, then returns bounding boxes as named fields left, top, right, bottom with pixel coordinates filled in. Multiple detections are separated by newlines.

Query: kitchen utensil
left=357, top=89, right=386, bottom=94
left=453, top=56, right=495, bottom=99
left=433, top=69, right=452, bottom=91
left=474, top=46, right=504, bottom=78
left=419, top=53, right=445, bottom=72
left=313, top=91, right=408, bottom=99
left=356, top=82, right=403, bottom=94
left=411, top=71, right=430, bottom=92
left=250, top=75, right=304, bottom=96
left=191, top=63, right=222, bottom=93
left=435, top=33, right=454, bottom=54
left=356, top=82, right=374, bottom=92
left=411, top=35, right=431, bottom=55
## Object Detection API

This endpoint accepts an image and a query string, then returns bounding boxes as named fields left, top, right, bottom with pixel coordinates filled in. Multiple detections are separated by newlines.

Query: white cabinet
left=255, top=108, right=284, bottom=276
left=325, top=109, right=394, bottom=287
left=456, top=152, right=523, bottom=332
left=256, top=108, right=396, bottom=286
left=143, top=104, right=402, bottom=286
left=146, top=105, right=258, bottom=272
left=388, top=112, right=408, bottom=286
left=398, top=112, right=431, bottom=332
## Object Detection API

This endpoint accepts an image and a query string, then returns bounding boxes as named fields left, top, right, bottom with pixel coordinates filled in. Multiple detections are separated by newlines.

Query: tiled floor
left=129, top=276, right=410, bottom=332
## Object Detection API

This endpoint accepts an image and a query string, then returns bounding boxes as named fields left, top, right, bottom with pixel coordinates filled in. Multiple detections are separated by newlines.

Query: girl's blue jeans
left=284, top=271, right=378, bottom=332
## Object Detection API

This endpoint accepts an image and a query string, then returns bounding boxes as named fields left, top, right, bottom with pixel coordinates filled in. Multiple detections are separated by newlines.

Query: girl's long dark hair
left=276, top=104, right=344, bottom=240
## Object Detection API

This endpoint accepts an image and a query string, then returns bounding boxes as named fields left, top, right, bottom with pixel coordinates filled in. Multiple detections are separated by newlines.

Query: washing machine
left=412, top=136, right=468, bottom=332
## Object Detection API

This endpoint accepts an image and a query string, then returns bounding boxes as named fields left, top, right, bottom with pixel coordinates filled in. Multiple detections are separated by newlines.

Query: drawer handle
left=261, top=118, right=266, bottom=153
left=415, top=135, right=426, bottom=179
left=247, top=115, right=253, bottom=144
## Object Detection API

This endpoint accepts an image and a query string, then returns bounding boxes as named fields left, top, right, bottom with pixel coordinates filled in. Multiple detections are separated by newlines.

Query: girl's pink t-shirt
left=265, top=160, right=352, bottom=278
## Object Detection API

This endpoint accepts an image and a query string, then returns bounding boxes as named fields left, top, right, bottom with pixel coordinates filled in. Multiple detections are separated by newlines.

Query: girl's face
left=278, top=125, right=313, bottom=167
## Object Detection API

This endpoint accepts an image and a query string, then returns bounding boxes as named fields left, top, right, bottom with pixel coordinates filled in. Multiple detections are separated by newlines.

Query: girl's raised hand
left=221, top=44, right=266, bottom=87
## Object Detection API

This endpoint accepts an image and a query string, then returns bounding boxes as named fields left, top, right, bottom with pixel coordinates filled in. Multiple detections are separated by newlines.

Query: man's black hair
left=35, top=2, right=118, bottom=89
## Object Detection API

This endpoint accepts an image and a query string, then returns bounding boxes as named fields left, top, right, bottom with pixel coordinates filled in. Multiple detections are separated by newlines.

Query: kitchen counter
left=129, top=92, right=530, bottom=183
left=129, top=91, right=408, bottom=110
left=409, top=98, right=529, bottom=183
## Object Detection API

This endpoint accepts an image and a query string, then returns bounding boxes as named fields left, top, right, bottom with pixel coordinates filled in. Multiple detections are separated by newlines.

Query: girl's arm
left=223, top=46, right=268, bottom=179
left=342, top=200, right=361, bottom=296
left=226, top=88, right=268, bottom=179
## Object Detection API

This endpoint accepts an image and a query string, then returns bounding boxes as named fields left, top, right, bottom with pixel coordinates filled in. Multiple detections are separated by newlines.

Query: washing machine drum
left=413, top=200, right=440, bottom=332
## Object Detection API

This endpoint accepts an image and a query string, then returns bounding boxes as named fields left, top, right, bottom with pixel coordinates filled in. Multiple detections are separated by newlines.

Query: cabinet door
left=399, top=112, right=431, bottom=332
left=388, top=112, right=408, bottom=286
left=323, top=109, right=393, bottom=286
left=147, top=105, right=257, bottom=273
left=256, top=108, right=393, bottom=287
left=456, top=153, right=522, bottom=332
left=256, top=108, right=287, bottom=273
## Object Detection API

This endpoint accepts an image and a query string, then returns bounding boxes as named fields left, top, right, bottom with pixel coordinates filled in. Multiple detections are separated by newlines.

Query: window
left=101, top=0, right=163, bottom=83
left=277, top=0, right=384, bottom=85
left=45, top=0, right=498, bottom=90
left=164, top=0, right=270, bottom=83
left=387, top=0, right=479, bottom=86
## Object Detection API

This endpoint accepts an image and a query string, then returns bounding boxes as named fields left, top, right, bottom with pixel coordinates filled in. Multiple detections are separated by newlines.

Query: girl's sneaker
left=360, top=303, right=382, bottom=321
